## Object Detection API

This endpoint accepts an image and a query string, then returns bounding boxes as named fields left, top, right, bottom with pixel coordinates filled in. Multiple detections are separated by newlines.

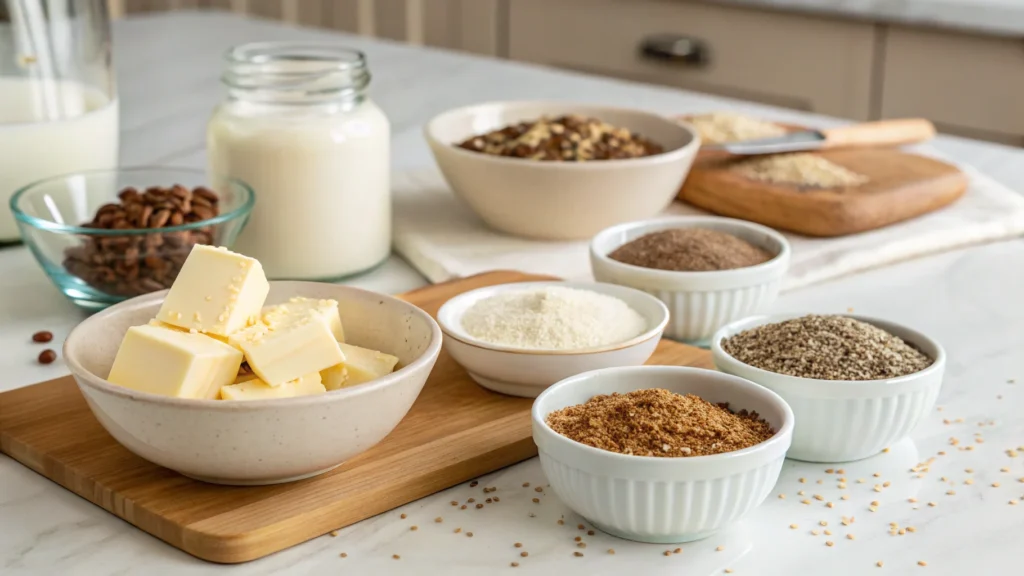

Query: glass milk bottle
left=0, top=0, right=119, bottom=242
left=207, top=42, right=391, bottom=279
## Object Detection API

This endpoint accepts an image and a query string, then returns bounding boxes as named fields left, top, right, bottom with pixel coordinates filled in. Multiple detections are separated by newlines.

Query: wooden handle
left=821, top=119, right=936, bottom=149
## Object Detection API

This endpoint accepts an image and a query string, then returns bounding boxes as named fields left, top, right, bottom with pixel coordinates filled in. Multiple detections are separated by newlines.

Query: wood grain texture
left=0, top=271, right=711, bottom=564
left=680, top=147, right=968, bottom=237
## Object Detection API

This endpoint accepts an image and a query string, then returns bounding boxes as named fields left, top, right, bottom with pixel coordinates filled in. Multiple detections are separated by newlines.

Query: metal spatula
left=703, top=118, right=936, bottom=155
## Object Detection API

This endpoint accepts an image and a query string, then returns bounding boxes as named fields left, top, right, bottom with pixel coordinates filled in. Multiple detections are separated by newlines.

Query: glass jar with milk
left=0, top=0, right=119, bottom=243
left=207, top=42, right=391, bottom=280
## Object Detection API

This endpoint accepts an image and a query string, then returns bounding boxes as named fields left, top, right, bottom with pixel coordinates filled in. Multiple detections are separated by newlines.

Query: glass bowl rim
left=9, top=166, right=256, bottom=236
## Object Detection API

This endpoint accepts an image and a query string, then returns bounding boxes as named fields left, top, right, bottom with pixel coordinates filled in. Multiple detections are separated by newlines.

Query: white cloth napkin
left=392, top=165, right=1024, bottom=292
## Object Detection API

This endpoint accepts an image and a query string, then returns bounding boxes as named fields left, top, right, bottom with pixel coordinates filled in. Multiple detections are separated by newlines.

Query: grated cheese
left=461, top=286, right=647, bottom=350
left=688, top=112, right=787, bottom=145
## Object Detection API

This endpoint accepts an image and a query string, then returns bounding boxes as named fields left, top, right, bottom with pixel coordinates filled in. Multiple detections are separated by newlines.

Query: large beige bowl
left=63, top=281, right=442, bottom=486
left=425, top=101, right=700, bottom=240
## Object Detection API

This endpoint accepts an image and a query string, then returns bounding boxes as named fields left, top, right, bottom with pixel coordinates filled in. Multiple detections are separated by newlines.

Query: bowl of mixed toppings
left=532, top=365, right=793, bottom=543
left=436, top=281, right=669, bottom=398
left=424, top=101, right=700, bottom=240
left=712, top=314, right=945, bottom=463
left=590, top=216, right=790, bottom=345
left=63, top=244, right=442, bottom=485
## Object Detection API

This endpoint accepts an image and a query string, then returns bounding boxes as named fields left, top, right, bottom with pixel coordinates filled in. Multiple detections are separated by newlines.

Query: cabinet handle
left=639, top=34, right=709, bottom=66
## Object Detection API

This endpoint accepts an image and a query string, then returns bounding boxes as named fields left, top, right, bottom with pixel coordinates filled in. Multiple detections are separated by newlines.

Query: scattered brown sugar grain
left=608, top=228, right=773, bottom=273
left=546, top=389, right=775, bottom=457
left=721, top=315, right=932, bottom=380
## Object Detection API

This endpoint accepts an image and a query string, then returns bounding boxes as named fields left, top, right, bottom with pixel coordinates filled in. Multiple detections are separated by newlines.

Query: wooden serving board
left=0, top=271, right=712, bottom=564
left=678, top=122, right=969, bottom=237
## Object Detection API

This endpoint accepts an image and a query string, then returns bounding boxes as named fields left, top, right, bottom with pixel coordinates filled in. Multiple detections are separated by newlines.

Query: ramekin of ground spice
left=532, top=365, right=794, bottom=543
left=437, top=281, right=670, bottom=398
left=590, top=217, right=790, bottom=344
left=712, top=313, right=946, bottom=463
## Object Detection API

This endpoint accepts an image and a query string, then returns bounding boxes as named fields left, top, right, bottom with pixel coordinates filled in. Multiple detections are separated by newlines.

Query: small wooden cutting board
left=0, top=271, right=713, bottom=564
left=678, top=124, right=969, bottom=237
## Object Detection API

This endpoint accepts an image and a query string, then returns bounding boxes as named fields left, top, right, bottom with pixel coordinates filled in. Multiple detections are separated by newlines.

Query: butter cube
left=220, top=372, right=326, bottom=401
left=107, top=324, right=243, bottom=399
left=262, top=297, right=345, bottom=342
left=229, top=309, right=345, bottom=386
left=321, top=342, right=399, bottom=391
left=156, top=245, right=269, bottom=337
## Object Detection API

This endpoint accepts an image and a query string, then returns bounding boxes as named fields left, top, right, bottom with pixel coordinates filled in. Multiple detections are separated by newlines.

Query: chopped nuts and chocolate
left=609, top=228, right=773, bottom=272
left=722, top=315, right=933, bottom=380
left=546, top=388, right=775, bottom=457
left=456, top=115, right=663, bottom=161
left=63, top=185, right=220, bottom=297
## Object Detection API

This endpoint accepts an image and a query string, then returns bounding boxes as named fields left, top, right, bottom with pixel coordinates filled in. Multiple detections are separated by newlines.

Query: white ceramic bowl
left=712, top=314, right=945, bottom=463
left=533, top=366, right=794, bottom=543
left=590, top=216, right=790, bottom=345
left=436, top=281, right=669, bottom=398
left=425, top=101, right=700, bottom=240
left=63, top=281, right=442, bottom=486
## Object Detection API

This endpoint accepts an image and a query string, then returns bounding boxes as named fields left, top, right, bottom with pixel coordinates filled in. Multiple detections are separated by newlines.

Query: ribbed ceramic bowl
left=590, top=216, right=790, bottom=346
left=437, top=281, right=669, bottom=398
left=712, top=314, right=945, bottom=463
left=532, top=366, right=793, bottom=543
left=63, top=281, right=442, bottom=485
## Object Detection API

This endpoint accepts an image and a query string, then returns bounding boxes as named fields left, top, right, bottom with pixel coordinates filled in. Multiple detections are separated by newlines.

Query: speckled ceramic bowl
left=63, top=281, right=442, bottom=485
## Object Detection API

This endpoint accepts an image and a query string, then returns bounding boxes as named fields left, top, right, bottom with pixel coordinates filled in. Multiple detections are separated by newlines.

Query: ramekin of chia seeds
left=711, top=313, right=945, bottom=463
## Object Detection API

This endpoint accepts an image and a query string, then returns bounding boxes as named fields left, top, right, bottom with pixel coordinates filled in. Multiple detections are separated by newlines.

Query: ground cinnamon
left=546, top=389, right=775, bottom=457
left=608, top=228, right=772, bottom=272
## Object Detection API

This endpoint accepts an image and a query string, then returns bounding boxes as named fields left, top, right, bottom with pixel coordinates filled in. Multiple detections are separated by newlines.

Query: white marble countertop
left=704, top=0, right=1024, bottom=36
left=3, top=11, right=1024, bottom=576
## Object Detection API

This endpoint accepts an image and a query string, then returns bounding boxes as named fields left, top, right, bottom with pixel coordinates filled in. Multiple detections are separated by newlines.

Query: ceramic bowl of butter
left=533, top=365, right=794, bottom=544
left=436, top=281, right=669, bottom=398
left=425, top=101, right=700, bottom=240
left=63, top=279, right=442, bottom=485
left=712, top=313, right=945, bottom=463
left=590, top=216, right=790, bottom=346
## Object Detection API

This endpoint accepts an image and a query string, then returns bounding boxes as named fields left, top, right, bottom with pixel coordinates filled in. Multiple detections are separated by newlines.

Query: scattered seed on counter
left=32, top=330, right=53, bottom=343
left=577, top=543, right=587, bottom=549
left=824, top=530, right=832, bottom=536
left=468, top=498, right=476, bottom=503
left=460, top=505, right=467, bottom=510
left=410, top=525, right=418, bottom=531
left=588, top=530, right=595, bottom=536
left=826, top=541, right=834, bottom=547
left=608, top=549, right=616, bottom=554
left=511, top=562, right=519, bottom=568
left=575, top=552, right=584, bottom=557
left=400, top=513, right=407, bottom=519
left=470, top=481, right=479, bottom=487
left=520, top=551, right=529, bottom=557
left=663, top=551, right=672, bottom=557
left=467, top=532, right=474, bottom=537
left=454, top=528, right=462, bottom=534
left=476, top=504, right=484, bottom=509
left=799, top=478, right=807, bottom=483
left=841, top=495, right=850, bottom=501
left=847, top=534, right=855, bottom=540
left=450, top=500, right=458, bottom=506
left=578, top=524, right=585, bottom=530
left=814, top=495, right=825, bottom=501
left=532, top=498, right=540, bottom=503
left=798, top=490, right=806, bottom=495
left=877, top=561, right=884, bottom=568
left=918, top=561, right=927, bottom=567
left=329, top=530, right=338, bottom=537
left=928, top=502, right=937, bottom=507
left=392, top=554, right=400, bottom=560
left=557, top=519, right=565, bottom=525
left=574, top=537, right=582, bottom=542
left=716, top=546, right=725, bottom=551
left=790, top=524, right=799, bottom=529
left=811, top=530, right=820, bottom=536
left=38, top=349, right=57, bottom=364
left=802, top=500, right=812, bottom=505
left=778, top=494, right=786, bottom=499
left=339, top=552, right=347, bottom=558
left=435, top=517, right=443, bottom=523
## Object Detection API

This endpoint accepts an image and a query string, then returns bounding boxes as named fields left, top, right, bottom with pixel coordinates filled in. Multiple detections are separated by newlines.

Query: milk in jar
left=207, top=43, right=390, bottom=280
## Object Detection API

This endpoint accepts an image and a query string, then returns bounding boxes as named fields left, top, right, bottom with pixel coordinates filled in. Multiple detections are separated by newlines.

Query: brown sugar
left=608, top=228, right=773, bottom=272
left=545, top=389, right=775, bottom=457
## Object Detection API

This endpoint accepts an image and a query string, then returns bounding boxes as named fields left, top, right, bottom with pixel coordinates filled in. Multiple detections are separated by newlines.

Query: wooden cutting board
left=0, top=271, right=712, bottom=564
left=678, top=124, right=969, bottom=237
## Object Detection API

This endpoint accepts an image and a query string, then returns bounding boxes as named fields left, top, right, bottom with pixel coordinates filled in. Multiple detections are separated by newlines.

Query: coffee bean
left=32, top=331, right=53, bottom=343
left=63, top=185, right=220, bottom=298
left=38, top=349, right=57, bottom=364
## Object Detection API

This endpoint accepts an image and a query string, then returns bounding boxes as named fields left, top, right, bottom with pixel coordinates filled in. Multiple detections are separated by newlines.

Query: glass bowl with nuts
left=11, top=167, right=254, bottom=310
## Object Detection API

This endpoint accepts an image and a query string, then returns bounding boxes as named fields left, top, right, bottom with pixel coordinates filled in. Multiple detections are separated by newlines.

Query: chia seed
left=721, top=315, right=933, bottom=380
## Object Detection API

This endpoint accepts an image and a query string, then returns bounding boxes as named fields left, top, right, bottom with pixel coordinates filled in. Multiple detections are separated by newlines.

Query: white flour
left=461, top=286, right=647, bottom=350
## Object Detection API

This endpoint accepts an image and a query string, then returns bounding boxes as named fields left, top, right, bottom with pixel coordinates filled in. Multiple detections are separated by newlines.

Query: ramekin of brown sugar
left=532, top=365, right=793, bottom=544
left=712, top=313, right=945, bottom=463
left=590, top=216, right=790, bottom=346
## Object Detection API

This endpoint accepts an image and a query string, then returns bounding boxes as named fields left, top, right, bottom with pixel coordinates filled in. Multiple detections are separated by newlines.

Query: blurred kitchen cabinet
left=880, top=26, right=1024, bottom=146
left=508, top=0, right=876, bottom=120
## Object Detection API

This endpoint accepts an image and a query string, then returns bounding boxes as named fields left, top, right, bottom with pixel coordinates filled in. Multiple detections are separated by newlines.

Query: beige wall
left=107, top=0, right=504, bottom=56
